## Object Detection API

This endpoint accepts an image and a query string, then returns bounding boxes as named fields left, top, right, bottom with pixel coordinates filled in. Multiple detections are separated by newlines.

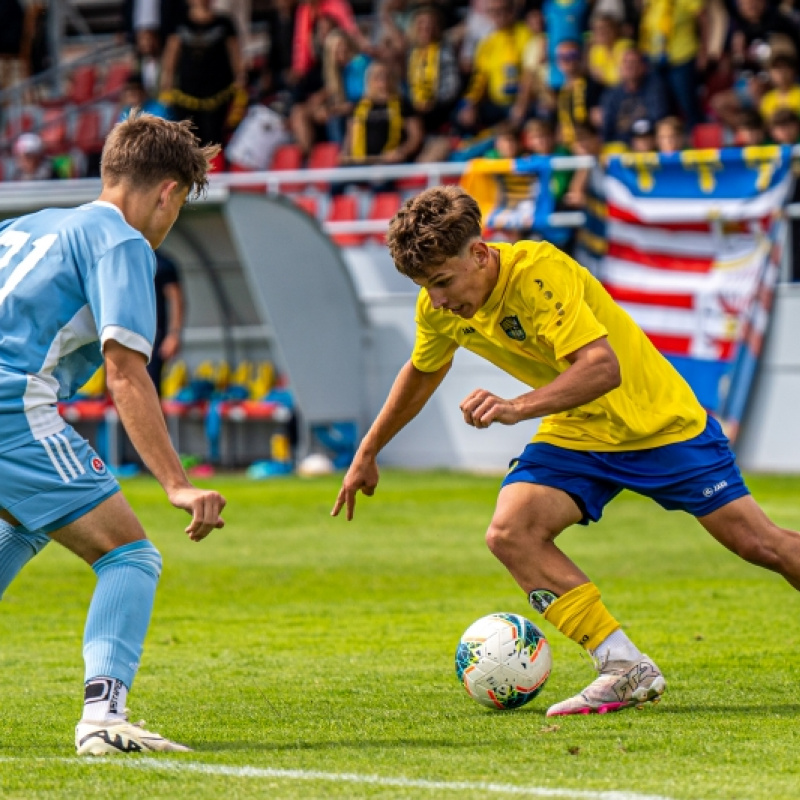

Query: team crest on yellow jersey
left=500, top=315, right=526, bottom=341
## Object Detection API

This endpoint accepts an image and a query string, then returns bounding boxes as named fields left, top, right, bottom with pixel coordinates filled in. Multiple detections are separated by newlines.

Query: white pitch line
left=0, top=757, right=680, bottom=800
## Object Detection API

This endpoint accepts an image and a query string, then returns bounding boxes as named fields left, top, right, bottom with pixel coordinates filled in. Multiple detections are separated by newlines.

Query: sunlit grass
left=0, top=471, right=798, bottom=799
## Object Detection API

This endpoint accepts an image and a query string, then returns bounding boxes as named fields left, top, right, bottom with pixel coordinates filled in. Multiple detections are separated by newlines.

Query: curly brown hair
left=101, top=113, right=220, bottom=199
left=387, top=186, right=483, bottom=278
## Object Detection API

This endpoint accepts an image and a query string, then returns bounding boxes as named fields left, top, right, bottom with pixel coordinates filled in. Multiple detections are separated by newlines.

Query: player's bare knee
left=486, top=518, right=515, bottom=557
left=485, top=518, right=545, bottom=558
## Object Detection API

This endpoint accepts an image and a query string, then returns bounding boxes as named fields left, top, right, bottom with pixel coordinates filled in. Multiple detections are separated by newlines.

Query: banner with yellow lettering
left=590, top=145, right=794, bottom=442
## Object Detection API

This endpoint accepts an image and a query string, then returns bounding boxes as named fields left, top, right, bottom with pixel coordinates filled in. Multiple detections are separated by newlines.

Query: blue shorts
left=501, top=416, right=750, bottom=524
left=0, top=426, right=120, bottom=534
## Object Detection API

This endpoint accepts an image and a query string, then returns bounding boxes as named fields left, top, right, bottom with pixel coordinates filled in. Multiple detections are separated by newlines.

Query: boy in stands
left=332, top=185, right=800, bottom=716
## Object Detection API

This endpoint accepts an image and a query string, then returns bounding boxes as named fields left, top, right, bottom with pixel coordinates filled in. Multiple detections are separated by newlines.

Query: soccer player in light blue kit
left=0, top=114, right=227, bottom=754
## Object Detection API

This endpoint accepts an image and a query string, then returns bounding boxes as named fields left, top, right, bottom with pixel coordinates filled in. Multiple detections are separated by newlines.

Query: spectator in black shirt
left=341, top=61, right=424, bottom=165
left=600, top=46, right=669, bottom=145
left=0, top=0, right=24, bottom=88
left=160, top=0, right=245, bottom=146
left=727, top=0, right=800, bottom=71
left=263, top=0, right=299, bottom=97
left=148, top=251, right=185, bottom=396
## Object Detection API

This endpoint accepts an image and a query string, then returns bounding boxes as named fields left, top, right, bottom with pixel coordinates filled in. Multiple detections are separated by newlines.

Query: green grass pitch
left=1, top=471, right=799, bottom=799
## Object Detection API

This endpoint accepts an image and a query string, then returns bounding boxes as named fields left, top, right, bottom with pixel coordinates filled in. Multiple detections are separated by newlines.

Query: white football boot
left=76, top=714, right=192, bottom=755
left=546, top=654, right=666, bottom=717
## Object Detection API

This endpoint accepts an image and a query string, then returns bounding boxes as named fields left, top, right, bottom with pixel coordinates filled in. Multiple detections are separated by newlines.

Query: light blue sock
left=83, top=539, right=162, bottom=689
left=0, top=519, right=50, bottom=599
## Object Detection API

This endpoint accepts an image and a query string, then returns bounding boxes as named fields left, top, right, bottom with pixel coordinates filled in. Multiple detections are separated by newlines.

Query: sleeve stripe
left=100, top=325, right=153, bottom=363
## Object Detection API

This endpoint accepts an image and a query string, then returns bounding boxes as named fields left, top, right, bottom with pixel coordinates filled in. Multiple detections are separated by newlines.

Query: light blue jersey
left=0, top=200, right=156, bottom=454
left=543, top=0, right=588, bottom=89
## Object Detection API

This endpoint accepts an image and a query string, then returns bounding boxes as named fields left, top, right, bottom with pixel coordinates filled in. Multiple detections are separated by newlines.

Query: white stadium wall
left=735, top=282, right=800, bottom=472
left=0, top=180, right=797, bottom=472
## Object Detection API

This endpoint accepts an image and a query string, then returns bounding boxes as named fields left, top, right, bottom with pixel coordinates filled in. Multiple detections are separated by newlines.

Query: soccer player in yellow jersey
left=332, top=185, right=800, bottom=716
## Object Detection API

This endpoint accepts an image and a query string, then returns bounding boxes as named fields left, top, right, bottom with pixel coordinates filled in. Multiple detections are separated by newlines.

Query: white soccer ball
left=455, top=612, right=552, bottom=709
left=296, top=453, right=335, bottom=476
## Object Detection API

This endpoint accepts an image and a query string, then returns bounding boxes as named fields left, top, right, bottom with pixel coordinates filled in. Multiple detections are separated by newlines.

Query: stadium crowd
left=2, top=0, right=800, bottom=184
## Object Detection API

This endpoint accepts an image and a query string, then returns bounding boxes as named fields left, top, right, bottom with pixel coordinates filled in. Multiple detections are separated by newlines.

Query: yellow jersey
left=465, top=23, right=532, bottom=107
left=760, top=87, right=800, bottom=123
left=639, top=0, right=703, bottom=66
left=411, top=240, right=707, bottom=451
left=588, top=39, right=633, bottom=87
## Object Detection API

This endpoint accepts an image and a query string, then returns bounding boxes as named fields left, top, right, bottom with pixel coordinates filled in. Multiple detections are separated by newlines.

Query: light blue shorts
left=0, top=425, right=120, bottom=534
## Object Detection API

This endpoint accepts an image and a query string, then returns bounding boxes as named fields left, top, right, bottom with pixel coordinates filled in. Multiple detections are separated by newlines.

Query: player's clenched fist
left=460, top=389, right=519, bottom=428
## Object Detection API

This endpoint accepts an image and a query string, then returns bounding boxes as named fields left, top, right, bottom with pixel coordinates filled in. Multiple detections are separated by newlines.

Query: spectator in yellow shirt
left=760, top=53, right=800, bottom=123
left=457, top=0, right=531, bottom=132
left=638, top=0, right=704, bottom=130
left=588, top=13, right=632, bottom=89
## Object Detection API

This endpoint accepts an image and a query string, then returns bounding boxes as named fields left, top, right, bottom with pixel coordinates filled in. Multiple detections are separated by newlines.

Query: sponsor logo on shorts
left=90, top=456, right=107, bottom=475
left=703, top=480, right=728, bottom=498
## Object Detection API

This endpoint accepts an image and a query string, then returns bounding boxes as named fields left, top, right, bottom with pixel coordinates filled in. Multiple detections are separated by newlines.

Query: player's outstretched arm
left=332, top=359, right=451, bottom=520
left=104, top=340, right=226, bottom=541
left=460, top=338, right=621, bottom=428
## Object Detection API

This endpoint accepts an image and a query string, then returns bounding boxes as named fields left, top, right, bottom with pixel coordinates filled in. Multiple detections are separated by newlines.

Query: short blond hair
left=656, top=116, right=683, bottom=136
left=101, top=113, right=220, bottom=199
left=386, top=186, right=482, bottom=278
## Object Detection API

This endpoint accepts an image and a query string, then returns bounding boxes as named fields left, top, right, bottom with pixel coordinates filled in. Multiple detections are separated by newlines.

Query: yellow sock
left=543, top=582, right=620, bottom=651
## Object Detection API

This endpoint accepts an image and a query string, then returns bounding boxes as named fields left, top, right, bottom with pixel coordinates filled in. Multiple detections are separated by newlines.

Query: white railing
left=0, top=153, right=798, bottom=235
left=0, top=156, right=595, bottom=229
left=220, top=154, right=596, bottom=193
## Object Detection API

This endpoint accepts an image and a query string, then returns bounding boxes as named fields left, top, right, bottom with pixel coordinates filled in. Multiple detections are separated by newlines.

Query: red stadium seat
left=209, top=151, right=225, bottom=173
left=395, top=175, right=428, bottom=192
left=366, top=191, right=401, bottom=243
left=39, top=108, right=68, bottom=155
left=68, top=65, right=97, bottom=105
left=269, top=143, right=304, bottom=191
left=270, top=143, right=303, bottom=170
left=691, top=122, right=724, bottom=150
left=307, top=141, right=340, bottom=190
left=292, top=194, right=320, bottom=218
left=72, top=108, right=105, bottom=155
left=326, top=194, right=363, bottom=246
left=102, top=61, right=132, bottom=97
